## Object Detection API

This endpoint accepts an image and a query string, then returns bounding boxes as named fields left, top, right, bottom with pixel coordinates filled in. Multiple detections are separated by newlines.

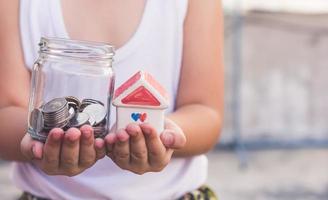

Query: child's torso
left=61, top=0, right=146, bottom=49
left=14, top=0, right=208, bottom=199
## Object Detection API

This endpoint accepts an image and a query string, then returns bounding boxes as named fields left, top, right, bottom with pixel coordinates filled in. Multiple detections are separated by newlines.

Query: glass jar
left=27, top=37, right=115, bottom=142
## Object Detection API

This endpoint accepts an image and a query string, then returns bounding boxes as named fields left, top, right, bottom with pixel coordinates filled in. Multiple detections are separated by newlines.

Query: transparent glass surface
left=27, top=37, right=115, bottom=142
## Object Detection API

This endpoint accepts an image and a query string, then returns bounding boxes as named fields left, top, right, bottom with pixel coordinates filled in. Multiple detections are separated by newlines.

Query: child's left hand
left=104, top=118, right=186, bottom=175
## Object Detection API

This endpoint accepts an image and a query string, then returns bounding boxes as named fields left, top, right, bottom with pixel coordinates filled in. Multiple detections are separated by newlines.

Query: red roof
left=113, top=71, right=169, bottom=108
left=121, top=86, right=161, bottom=106
left=114, top=71, right=141, bottom=99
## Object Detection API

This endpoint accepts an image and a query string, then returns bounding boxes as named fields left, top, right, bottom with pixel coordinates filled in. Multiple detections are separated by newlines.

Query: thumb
left=160, top=129, right=186, bottom=149
left=20, top=133, right=44, bottom=160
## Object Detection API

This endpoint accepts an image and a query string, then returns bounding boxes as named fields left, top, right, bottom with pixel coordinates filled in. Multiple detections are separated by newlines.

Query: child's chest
left=61, top=0, right=146, bottom=48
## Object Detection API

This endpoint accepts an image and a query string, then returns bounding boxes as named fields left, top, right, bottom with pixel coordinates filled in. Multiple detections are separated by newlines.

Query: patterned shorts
left=20, top=185, right=218, bottom=200
left=177, top=185, right=218, bottom=200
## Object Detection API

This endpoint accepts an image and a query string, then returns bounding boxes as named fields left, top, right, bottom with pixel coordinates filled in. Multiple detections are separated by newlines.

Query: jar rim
left=39, top=37, right=115, bottom=66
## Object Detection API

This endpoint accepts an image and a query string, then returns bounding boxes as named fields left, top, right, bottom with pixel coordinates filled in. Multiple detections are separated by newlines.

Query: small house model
left=113, top=71, right=169, bottom=134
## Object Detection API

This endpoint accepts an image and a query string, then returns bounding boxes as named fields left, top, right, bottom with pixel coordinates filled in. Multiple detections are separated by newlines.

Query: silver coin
left=44, top=116, right=69, bottom=127
left=69, top=112, right=90, bottom=128
left=82, top=104, right=107, bottom=126
left=67, top=107, right=76, bottom=120
left=93, top=126, right=106, bottom=137
left=43, top=98, right=68, bottom=113
left=65, top=96, right=81, bottom=110
left=30, top=108, right=44, bottom=132
left=43, top=112, right=69, bottom=123
left=82, top=98, right=104, bottom=106
left=88, top=115, right=96, bottom=126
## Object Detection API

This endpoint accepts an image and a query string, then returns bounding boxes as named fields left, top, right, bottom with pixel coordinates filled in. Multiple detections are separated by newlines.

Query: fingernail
left=31, top=145, right=36, bottom=158
left=83, top=130, right=92, bottom=139
left=105, top=134, right=116, bottom=144
left=95, top=138, right=104, bottom=149
left=68, top=134, right=79, bottom=142
left=32, top=145, right=39, bottom=159
left=52, top=132, right=62, bottom=141
left=164, top=133, right=174, bottom=146
left=142, top=128, right=151, bottom=135
left=118, top=134, right=128, bottom=142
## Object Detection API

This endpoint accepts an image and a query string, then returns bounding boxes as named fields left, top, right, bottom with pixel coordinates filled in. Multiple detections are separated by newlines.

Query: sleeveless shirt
left=12, top=0, right=208, bottom=199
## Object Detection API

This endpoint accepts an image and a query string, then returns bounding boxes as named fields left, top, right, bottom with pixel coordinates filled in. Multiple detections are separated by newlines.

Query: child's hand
left=20, top=125, right=106, bottom=176
left=104, top=119, right=186, bottom=175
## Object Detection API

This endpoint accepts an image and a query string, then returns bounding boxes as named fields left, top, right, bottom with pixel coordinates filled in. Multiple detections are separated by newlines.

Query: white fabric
left=223, top=0, right=328, bottom=14
left=13, top=0, right=208, bottom=199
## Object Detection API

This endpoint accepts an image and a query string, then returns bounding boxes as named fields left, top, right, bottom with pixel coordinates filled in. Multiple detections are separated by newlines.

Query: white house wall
left=116, top=107, right=165, bottom=134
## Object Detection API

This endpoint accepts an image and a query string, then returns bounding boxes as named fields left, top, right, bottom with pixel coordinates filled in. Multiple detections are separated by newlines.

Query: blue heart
left=131, top=113, right=140, bottom=121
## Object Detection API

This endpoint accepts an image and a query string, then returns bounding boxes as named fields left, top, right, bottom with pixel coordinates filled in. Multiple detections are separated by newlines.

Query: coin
left=82, top=98, right=104, bottom=106
left=35, top=96, right=107, bottom=137
left=30, top=108, right=44, bottom=132
left=82, top=104, right=107, bottom=126
left=69, top=112, right=90, bottom=128
left=43, top=98, right=68, bottom=113
left=93, top=126, right=106, bottom=137
left=65, top=96, right=81, bottom=110
left=42, top=97, right=70, bottom=130
left=80, top=98, right=104, bottom=111
left=88, top=115, right=96, bottom=126
left=44, top=116, right=70, bottom=128
left=67, top=107, right=76, bottom=120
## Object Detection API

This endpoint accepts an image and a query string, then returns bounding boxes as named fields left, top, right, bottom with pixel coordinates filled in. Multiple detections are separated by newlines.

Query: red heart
left=140, top=113, right=147, bottom=122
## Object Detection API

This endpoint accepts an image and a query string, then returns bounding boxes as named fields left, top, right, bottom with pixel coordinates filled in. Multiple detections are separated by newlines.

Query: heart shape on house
left=113, top=71, right=169, bottom=134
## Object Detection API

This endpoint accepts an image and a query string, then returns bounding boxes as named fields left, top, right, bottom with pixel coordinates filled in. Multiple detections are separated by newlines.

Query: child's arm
left=104, top=0, right=223, bottom=174
left=0, top=1, right=106, bottom=177
left=168, top=0, right=224, bottom=157
left=0, top=0, right=31, bottom=161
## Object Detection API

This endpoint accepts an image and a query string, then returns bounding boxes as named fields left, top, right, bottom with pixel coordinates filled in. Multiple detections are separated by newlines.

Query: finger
left=20, top=134, right=33, bottom=160
left=126, top=124, right=148, bottom=167
left=60, top=128, right=81, bottom=173
left=78, top=125, right=96, bottom=168
left=112, top=129, right=130, bottom=169
left=42, top=128, right=64, bottom=174
left=20, top=134, right=44, bottom=160
left=140, top=123, right=167, bottom=167
left=104, top=133, right=117, bottom=159
left=95, top=138, right=106, bottom=160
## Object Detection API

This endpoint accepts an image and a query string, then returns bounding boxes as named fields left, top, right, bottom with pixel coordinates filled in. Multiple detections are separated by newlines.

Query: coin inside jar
left=30, top=108, right=44, bottom=132
left=43, top=98, right=68, bottom=114
left=87, top=115, right=97, bottom=126
left=67, top=107, right=76, bottom=120
left=31, top=96, right=108, bottom=139
left=65, top=96, right=81, bottom=111
left=93, top=126, right=106, bottom=137
left=69, top=112, right=90, bottom=128
left=80, top=99, right=104, bottom=111
left=82, top=104, right=107, bottom=126
left=82, top=98, right=104, bottom=106
left=42, top=98, right=70, bottom=130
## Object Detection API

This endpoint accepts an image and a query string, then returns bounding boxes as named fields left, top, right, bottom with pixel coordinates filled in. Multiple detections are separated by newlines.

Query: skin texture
left=0, top=0, right=224, bottom=176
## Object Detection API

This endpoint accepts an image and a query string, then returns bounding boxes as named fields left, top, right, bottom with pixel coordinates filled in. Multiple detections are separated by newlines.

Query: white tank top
left=13, top=0, right=208, bottom=199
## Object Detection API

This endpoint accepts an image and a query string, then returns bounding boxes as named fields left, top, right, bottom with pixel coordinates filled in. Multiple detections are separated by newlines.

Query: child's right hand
left=20, top=125, right=106, bottom=176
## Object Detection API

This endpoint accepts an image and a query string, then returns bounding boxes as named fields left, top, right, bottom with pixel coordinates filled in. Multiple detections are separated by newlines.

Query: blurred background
left=1, top=1, right=328, bottom=199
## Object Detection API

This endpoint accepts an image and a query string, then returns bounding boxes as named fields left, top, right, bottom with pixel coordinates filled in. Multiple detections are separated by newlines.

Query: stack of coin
left=42, top=98, right=71, bottom=130
left=30, top=96, right=108, bottom=139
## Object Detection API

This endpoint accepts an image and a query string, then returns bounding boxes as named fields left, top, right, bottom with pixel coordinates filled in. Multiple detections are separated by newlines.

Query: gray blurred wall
left=221, top=12, right=328, bottom=144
